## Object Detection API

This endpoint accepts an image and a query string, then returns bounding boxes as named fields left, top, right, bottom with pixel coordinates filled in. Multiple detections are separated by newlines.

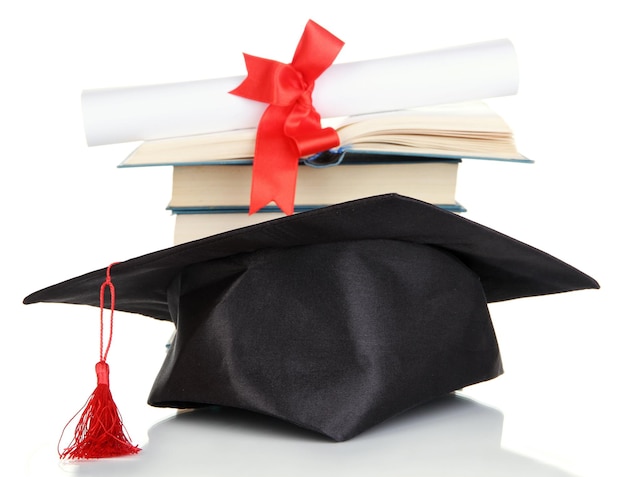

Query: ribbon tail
left=249, top=152, right=298, bottom=216
left=249, top=106, right=299, bottom=215
left=249, top=164, right=297, bottom=216
left=229, top=54, right=284, bottom=103
left=291, top=20, right=345, bottom=80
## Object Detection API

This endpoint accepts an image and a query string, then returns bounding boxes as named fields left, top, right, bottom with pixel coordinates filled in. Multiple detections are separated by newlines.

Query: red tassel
left=59, top=362, right=140, bottom=459
left=58, top=263, right=140, bottom=460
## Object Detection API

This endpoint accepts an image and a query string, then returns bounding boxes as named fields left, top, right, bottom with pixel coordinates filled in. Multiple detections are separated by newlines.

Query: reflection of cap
left=117, top=395, right=576, bottom=476
left=24, top=194, right=599, bottom=441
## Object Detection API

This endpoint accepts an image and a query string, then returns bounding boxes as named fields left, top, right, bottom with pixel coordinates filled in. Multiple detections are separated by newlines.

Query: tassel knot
left=95, top=361, right=110, bottom=386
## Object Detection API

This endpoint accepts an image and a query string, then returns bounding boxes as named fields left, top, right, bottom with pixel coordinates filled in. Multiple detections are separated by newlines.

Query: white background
left=1, top=1, right=624, bottom=476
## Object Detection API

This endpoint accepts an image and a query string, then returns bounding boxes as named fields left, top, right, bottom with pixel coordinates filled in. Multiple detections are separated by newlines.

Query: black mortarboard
left=23, top=194, right=598, bottom=442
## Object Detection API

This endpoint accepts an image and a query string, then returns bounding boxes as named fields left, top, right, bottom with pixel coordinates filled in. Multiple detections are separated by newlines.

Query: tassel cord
left=99, top=262, right=118, bottom=364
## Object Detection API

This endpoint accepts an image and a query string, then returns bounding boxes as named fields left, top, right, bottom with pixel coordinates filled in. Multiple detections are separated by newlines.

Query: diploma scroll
left=82, top=39, right=518, bottom=147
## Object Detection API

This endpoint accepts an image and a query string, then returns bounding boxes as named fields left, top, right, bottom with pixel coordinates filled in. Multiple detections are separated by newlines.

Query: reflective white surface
left=2, top=1, right=624, bottom=476
left=25, top=395, right=588, bottom=477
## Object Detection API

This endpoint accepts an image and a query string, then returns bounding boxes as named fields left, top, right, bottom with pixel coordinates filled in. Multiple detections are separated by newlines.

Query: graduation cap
left=23, top=194, right=598, bottom=451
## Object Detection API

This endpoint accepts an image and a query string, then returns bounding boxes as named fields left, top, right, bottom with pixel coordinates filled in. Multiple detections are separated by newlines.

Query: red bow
left=230, top=20, right=344, bottom=215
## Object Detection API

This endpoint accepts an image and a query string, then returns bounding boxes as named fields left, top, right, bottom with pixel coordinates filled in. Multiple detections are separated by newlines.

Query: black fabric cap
left=23, top=194, right=599, bottom=441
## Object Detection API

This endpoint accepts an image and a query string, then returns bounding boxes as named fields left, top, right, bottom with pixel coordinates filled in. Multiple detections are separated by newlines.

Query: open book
left=119, top=102, right=528, bottom=167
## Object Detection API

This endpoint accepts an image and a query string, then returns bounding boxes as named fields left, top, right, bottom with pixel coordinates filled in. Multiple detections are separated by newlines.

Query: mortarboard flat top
left=24, top=193, right=598, bottom=317
left=23, top=194, right=599, bottom=441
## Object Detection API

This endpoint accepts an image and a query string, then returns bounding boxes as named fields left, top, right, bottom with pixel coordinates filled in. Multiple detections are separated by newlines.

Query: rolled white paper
left=82, top=39, right=518, bottom=147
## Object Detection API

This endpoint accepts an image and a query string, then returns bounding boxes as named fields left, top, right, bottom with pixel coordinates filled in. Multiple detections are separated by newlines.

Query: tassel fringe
left=58, top=363, right=140, bottom=459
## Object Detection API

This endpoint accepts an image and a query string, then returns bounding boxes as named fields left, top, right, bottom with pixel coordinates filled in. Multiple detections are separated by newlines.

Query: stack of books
left=80, top=37, right=525, bottom=245
left=119, top=101, right=528, bottom=244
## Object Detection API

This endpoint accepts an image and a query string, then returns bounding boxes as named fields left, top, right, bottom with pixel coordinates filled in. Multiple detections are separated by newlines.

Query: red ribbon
left=230, top=20, right=344, bottom=215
